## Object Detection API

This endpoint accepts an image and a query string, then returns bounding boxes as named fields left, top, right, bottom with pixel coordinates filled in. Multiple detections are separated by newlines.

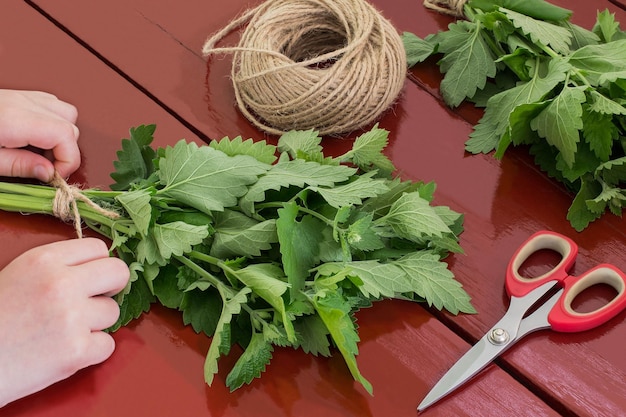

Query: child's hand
left=0, top=89, right=80, bottom=182
left=0, top=238, right=130, bottom=407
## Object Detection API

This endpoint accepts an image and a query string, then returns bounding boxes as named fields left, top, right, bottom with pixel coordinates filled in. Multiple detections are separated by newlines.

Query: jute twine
left=201, top=0, right=407, bottom=136
left=50, top=172, right=120, bottom=238
left=423, top=0, right=466, bottom=17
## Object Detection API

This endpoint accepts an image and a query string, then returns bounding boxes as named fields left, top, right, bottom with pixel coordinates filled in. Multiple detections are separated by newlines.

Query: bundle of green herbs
left=403, top=0, right=626, bottom=231
left=0, top=124, right=474, bottom=393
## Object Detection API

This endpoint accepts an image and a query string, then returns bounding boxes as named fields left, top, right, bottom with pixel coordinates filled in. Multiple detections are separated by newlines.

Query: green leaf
left=555, top=140, right=602, bottom=182
left=568, top=40, right=626, bottom=86
left=276, top=202, right=324, bottom=300
left=152, top=264, right=184, bottom=309
left=561, top=21, right=600, bottom=50
left=115, top=189, right=152, bottom=236
left=433, top=21, right=476, bottom=53
left=152, top=221, right=210, bottom=260
left=380, top=192, right=452, bottom=240
left=311, top=173, right=390, bottom=209
left=293, top=315, right=331, bottom=357
left=276, top=129, right=322, bottom=159
left=567, top=177, right=603, bottom=231
left=204, top=287, right=250, bottom=385
left=477, top=11, right=516, bottom=44
left=240, top=159, right=356, bottom=213
left=158, top=140, right=270, bottom=214
left=234, top=264, right=296, bottom=342
left=393, top=252, right=476, bottom=314
left=340, top=260, right=413, bottom=298
left=110, top=124, right=157, bottom=191
left=496, top=101, right=548, bottom=157
left=587, top=90, right=626, bottom=115
left=210, top=210, right=277, bottom=258
left=586, top=184, right=624, bottom=214
left=596, top=156, right=626, bottom=185
left=468, top=0, right=572, bottom=21
left=437, top=21, right=497, bottom=107
left=360, top=178, right=423, bottom=214
left=466, top=58, right=568, bottom=153
left=502, top=9, right=572, bottom=55
left=109, top=274, right=154, bottom=332
left=346, top=214, right=385, bottom=252
left=402, top=32, right=435, bottom=66
left=582, top=107, right=618, bottom=161
left=209, top=136, right=277, bottom=164
left=181, top=287, right=223, bottom=336
left=225, top=332, right=273, bottom=391
left=531, top=85, right=586, bottom=167
left=344, top=126, right=395, bottom=173
left=313, top=291, right=372, bottom=395
left=592, top=9, right=621, bottom=43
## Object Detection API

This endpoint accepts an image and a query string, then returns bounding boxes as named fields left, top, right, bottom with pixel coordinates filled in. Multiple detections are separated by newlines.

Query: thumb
left=0, top=148, right=55, bottom=182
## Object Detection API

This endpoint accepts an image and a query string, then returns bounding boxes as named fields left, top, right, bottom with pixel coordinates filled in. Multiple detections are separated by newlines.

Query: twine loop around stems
left=50, top=172, right=120, bottom=238
left=201, top=0, right=407, bottom=136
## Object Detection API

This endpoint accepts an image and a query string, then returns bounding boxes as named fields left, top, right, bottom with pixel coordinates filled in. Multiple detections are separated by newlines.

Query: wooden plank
left=0, top=2, right=561, bottom=416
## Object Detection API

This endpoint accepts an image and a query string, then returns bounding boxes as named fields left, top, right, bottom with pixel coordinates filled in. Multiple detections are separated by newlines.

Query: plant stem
left=0, top=189, right=133, bottom=236
left=176, top=253, right=236, bottom=297
left=256, top=201, right=334, bottom=226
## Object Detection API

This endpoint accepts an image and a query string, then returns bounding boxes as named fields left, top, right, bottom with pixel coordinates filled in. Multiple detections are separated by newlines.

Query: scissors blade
left=417, top=333, right=513, bottom=411
left=417, top=334, right=512, bottom=411
left=418, top=281, right=559, bottom=411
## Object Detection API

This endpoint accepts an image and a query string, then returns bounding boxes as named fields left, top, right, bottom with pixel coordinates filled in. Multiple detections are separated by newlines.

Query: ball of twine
left=201, top=0, right=407, bottom=136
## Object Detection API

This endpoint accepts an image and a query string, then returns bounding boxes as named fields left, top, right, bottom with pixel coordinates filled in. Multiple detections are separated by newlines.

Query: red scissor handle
left=506, top=231, right=578, bottom=298
left=548, top=264, right=626, bottom=332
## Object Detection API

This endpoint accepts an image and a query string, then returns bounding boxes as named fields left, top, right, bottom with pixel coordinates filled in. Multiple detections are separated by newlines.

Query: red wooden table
left=1, top=0, right=626, bottom=416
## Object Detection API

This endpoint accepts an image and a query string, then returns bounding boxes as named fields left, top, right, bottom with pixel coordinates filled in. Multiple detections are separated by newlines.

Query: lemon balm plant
left=0, top=124, right=474, bottom=393
left=404, top=0, right=626, bottom=231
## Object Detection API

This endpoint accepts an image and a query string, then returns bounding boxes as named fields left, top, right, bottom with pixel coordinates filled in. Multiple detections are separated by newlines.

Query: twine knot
left=202, top=0, right=407, bottom=136
left=50, top=172, right=120, bottom=238
left=423, top=0, right=467, bottom=17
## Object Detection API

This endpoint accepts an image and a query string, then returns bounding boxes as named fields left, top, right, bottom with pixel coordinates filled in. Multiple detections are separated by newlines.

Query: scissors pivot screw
left=488, top=328, right=509, bottom=345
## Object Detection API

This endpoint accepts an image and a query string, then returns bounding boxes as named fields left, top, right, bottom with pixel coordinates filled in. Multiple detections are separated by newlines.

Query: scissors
left=418, top=230, right=626, bottom=411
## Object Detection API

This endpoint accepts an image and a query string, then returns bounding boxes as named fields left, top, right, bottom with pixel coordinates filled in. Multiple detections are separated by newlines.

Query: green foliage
left=404, top=0, right=626, bottom=230
left=0, top=124, right=474, bottom=394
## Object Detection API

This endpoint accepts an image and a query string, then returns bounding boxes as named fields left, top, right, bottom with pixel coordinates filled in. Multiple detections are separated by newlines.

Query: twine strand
left=202, top=0, right=407, bottom=136
left=423, top=0, right=467, bottom=17
left=50, top=172, right=120, bottom=238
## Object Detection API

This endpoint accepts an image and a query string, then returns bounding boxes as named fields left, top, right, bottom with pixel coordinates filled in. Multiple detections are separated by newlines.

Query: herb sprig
left=0, top=125, right=474, bottom=393
left=404, top=0, right=626, bottom=231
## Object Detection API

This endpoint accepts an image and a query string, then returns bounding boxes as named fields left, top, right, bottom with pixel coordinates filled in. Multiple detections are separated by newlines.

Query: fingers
left=0, top=113, right=80, bottom=180
left=26, top=91, right=78, bottom=123
left=85, top=296, right=122, bottom=331
left=33, top=237, right=110, bottom=266
left=0, top=148, right=55, bottom=182
left=76, top=256, right=130, bottom=298
left=0, top=89, right=80, bottom=181
left=82, top=332, right=117, bottom=368
left=32, top=238, right=130, bottom=297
